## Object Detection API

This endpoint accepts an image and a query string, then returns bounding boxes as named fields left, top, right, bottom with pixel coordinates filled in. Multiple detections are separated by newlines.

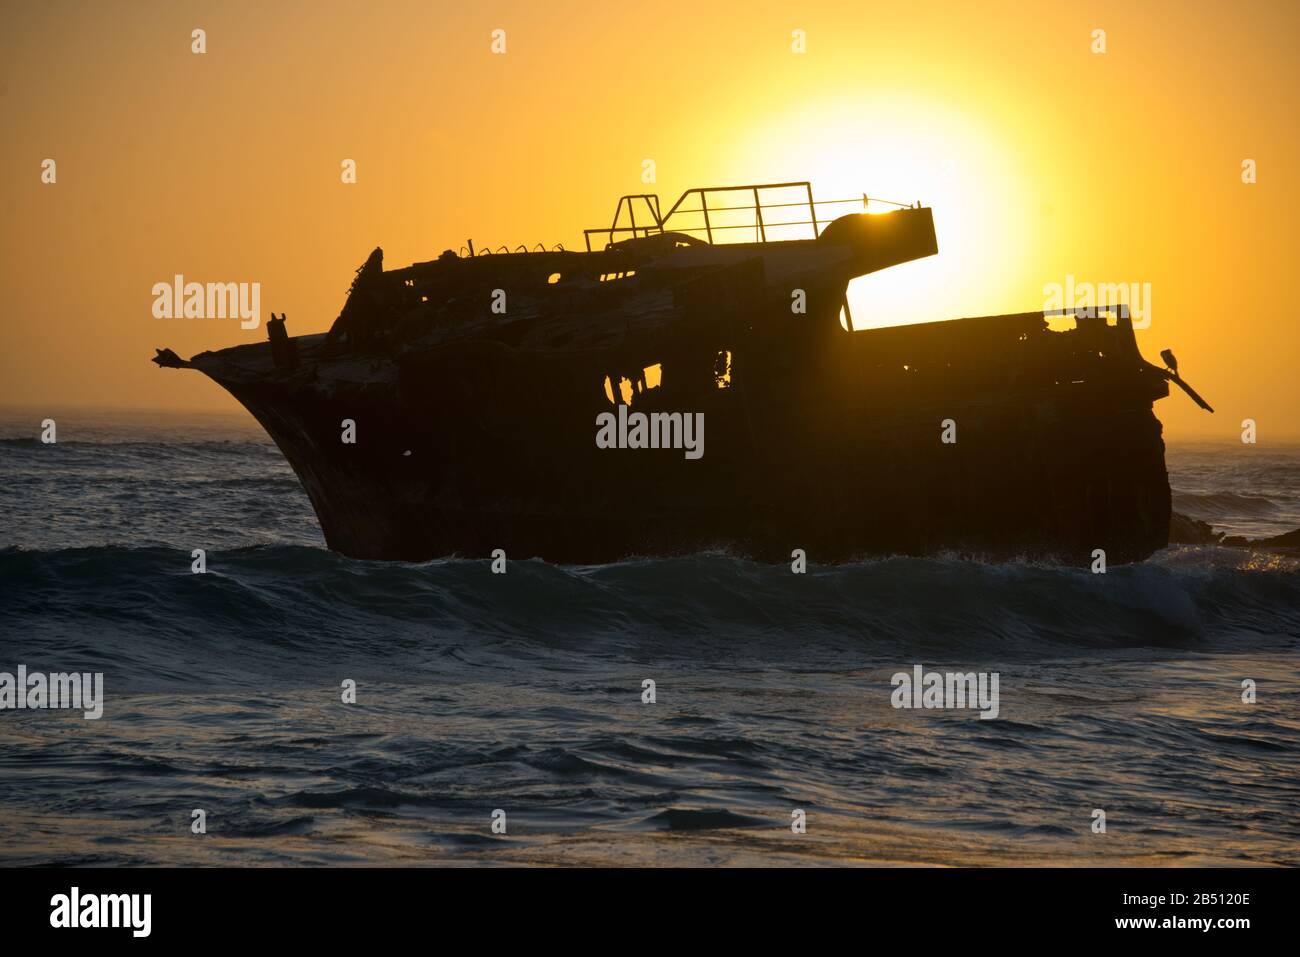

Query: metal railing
left=456, top=241, right=567, bottom=257
left=583, top=182, right=918, bottom=251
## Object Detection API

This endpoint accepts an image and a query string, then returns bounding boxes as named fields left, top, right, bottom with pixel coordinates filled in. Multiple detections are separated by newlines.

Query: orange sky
left=2, top=0, right=1297, bottom=439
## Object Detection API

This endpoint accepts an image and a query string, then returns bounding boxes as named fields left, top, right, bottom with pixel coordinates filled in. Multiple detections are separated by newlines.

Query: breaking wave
left=2, top=544, right=1297, bottom=694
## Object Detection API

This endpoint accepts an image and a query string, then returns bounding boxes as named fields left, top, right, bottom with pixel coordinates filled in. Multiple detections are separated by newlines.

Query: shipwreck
left=155, top=181, right=1211, bottom=564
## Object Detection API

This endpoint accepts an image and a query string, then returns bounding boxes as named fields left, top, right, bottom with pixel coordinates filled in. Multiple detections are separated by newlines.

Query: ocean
left=1, top=408, right=1298, bottom=866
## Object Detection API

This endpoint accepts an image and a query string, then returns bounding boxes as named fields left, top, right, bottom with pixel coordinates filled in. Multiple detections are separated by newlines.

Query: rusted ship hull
left=160, top=184, right=1201, bottom=565
left=187, top=312, right=1173, bottom=566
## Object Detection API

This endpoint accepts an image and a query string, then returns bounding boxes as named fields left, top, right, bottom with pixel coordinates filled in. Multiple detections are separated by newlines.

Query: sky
left=1, top=0, right=1297, bottom=439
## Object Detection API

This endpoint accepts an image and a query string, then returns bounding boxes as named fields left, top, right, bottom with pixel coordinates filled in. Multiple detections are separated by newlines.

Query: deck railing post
left=753, top=187, right=766, bottom=242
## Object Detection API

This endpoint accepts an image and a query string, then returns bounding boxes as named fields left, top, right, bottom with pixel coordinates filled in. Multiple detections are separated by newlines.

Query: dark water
left=1, top=408, right=1298, bottom=866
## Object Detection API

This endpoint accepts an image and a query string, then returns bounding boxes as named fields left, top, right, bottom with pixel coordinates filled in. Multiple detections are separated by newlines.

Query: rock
left=1251, top=527, right=1300, bottom=549
left=1168, top=511, right=1220, bottom=545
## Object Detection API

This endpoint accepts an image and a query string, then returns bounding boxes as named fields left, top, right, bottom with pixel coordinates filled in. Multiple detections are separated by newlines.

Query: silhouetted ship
left=155, top=182, right=1212, bottom=564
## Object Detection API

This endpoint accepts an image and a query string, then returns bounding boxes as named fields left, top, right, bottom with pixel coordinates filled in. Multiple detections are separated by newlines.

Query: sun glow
left=728, top=94, right=1037, bottom=329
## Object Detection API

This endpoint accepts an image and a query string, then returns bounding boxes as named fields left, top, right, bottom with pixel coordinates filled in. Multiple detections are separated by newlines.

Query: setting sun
left=725, top=93, right=1037, bottom=328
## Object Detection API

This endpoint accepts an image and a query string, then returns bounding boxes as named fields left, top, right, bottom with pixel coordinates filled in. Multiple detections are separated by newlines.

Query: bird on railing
left=1160, top=349, right=1179, bottom=376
